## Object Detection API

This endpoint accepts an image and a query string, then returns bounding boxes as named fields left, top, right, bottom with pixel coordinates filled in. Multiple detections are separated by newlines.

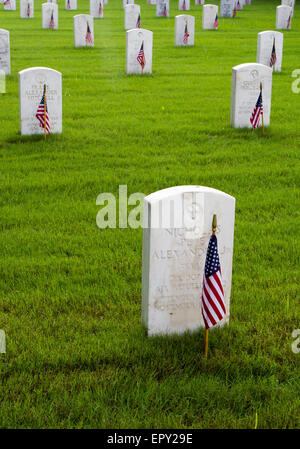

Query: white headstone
left=244, top=0, right=251, bottom=5
left=147, top=0, right=156, bottom=4
left=65, top=0, right=77, bottom=10
left=20, top=0, right=34, bottom=18
left=90, top=0, right=104, bottom=18
left=202, top=4, right=219, bottom=29
left=220, top=0, right=235, bottom=18
left=156, top=0, right=169, bottom=17
left=123, top=0, right=134, bottom=8
left=195, top=0, right=204, bottom=5
left=231, top=63, right=272, bottom=128
left=175, top=15, right=195, bottom=46
left=0, top=330, right=6, bottom=354
left=257, top=31, right=283, bottom=73
left=47, top=0, right=56, bottom=2
left=42, top=3, right=58, bottom=29
left=74, top=15, right=94, bottom=47
left=142, top=186, right=235, bottom=336
left=104, top=0, right=108, bottom=4
left=126, top=28, right=153, bottom=75
left=281, top=0, right=295, bottom=17
left=124, top=4, right=141, bottom=30
left=178, top=0, right=190, bottom=11
left=276, top=5, right=292, bottom=29
left=19, top=67, right=62, bottom=135
left=0, top=29, right=11, bottom=75
left=4, top=0, right=16, bottom=10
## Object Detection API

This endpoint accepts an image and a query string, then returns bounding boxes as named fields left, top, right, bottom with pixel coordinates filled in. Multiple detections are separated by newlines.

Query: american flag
left=4, top=0, right=11, bottom=6
left=49, top=11, right=55, bottom=29
left=183, top=22, right=189, bottom=45
left=27, top=3, right=31, bottom=17
left=66, top=0, right=71, bottom=9
left=269, top=38, right=277, bottom=68
left=36, top=90, right=50, bottom=134
left=86, top=23, right=93, bottom=45
left=137, top=42, right=146, bottom=69
left=287, top=14, right=291, bottom=29
left=182, top=0, right=186, bottom=11
left=236, top=0, right=241, bottom=10
left=250, top=90, right=263, bottom=129
left=201, top=233, right=226, bottom=329
left=136, top=13, right=141, bottom=28
left=213, top=13, right=219, bottom=29
left=233, top=4, right=237, bottom=18
left=99, top=1, right=103, bottom=16
left=163, top=4, right=167, bottom=16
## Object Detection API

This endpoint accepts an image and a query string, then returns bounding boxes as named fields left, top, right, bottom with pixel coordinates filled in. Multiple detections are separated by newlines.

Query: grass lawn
left=0, top=0, right=299, bottom=429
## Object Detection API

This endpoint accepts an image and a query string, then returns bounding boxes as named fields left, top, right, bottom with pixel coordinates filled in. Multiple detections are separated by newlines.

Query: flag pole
left=43, top=84, right=47, bottom=140
left=205, top=213, right=217, bottom=359
left=142, top=40, right=144, bottom=76
left=260, top=82, right=264, bottom=135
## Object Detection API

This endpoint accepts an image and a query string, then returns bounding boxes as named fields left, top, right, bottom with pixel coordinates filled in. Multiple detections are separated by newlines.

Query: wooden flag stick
left=142, top=40, right=144, bottom=76
left=260, top=82, right=264, bottom=135
left=43, top=84, right=47, bottom=140
left=204, top=214, right=217, bottom=359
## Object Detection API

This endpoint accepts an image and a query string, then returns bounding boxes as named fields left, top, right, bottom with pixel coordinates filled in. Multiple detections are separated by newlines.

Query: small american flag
left=163, top=4, right=167, bottom=16
left=86, top=23, right=93, bottom=45
left=4, top=0, right=11, bottom=6
left=183, top=23, right=189, bottom=45
left=27, top=3, right=31, bottom=17
left=136, top=13, right=141, bottom=28
left=36, top=90, right=50, bottom=134
left=99, top=1, right=103, bottom=16
left=182, top=0, right=186, bottom=11
left=269, top=38, right=277, bottom=68
left=213, top=13, right=219, bottom=29
left=236, top=0, right=241, bottom=10
left=233, top=4, right=237, bottom=18
left=201, top=233, right=226, bottom=329
left=287, top=14, right=291, bottom=29
left=49, top=12, right=55, bottom=29
left=137, top=41, right=146, bottom=70
left=66, top=0, right=71, bottom=9
left=250, top=90, right=263, bottom=129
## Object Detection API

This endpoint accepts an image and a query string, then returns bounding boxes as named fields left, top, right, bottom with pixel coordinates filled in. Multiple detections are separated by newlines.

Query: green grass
left=0, top=0, right=299, bottom=429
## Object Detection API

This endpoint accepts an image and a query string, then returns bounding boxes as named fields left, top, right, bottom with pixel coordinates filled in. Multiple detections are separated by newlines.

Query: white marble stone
left=47, top=0, right=56, bottom=3
left=74, top=15, right=94, bottom=47
left=124, top=4, right=141, bottom=30
left=3, top=0, right=16, bottom=10
left=90, top=0, right=104, bottom=18
left=202, top=4, right=219, bottom=29
left=195, top=0, right=204, bottom=5
left=19, top=67, right=62, bottom=136
left=142, top=186, right=235, bottom=336
left=244, top=0, right=251, bottom=5
left=0, top=29, right=10, bottom=75
left=178, top=0, right=190, bottom=11
left=156, top=0, right=169, bottom=17
left=65, top=0, right=77, bottom=10
left=175, top=15, right=195, bottom=46
left=147, top=0, right=156, bottom=4
left=257, top=31, right=283, bottom=73
left=42, top=3, right=58, bottom=29
left=276, top=5, right=292, bottom=29
left=220, top=0, right=235, bottom=18
left=231, top=63, right=272, bottom=128
left=20, top=0, right=34, bottom=18
left=126, top=28, right=153, bottom=75
left=123, top=0, right=134, bottom=8
left=282, top=0, right=294, bottom=16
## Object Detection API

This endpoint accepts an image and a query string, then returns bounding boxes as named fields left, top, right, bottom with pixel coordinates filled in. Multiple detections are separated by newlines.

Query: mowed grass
left=0, top=0, right=299, bottom=429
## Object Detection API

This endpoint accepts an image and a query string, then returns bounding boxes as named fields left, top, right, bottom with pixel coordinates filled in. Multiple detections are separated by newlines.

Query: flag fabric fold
left=201, top=233, right=226, bottom=329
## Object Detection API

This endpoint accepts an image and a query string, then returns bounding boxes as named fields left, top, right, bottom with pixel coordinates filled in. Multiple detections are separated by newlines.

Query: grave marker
left=126, top=28, right=153, bottom=75
left=0, top=29, right=10, bottom=75
left=175, top=15, right=195, bottom=46
left=142, top=186, right=235, bottom=336
left=257, top=31, right=283, bottom=72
